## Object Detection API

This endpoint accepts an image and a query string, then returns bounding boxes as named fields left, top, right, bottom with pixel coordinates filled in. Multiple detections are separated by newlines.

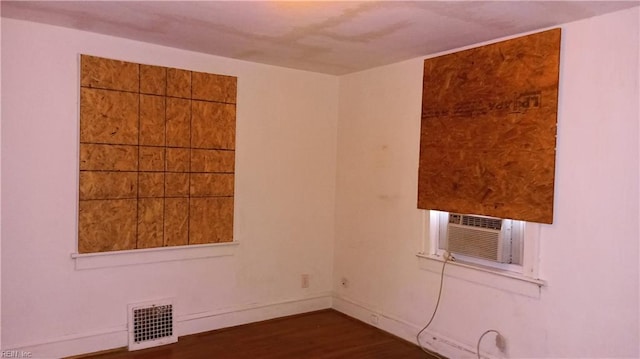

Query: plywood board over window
left=418, top=29, right=561, bottom=224
left=78, top=55, right=237, bottom=253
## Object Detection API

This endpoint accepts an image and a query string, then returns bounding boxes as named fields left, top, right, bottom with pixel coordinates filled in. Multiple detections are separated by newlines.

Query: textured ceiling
left=2, top=1, right=639, bottom=75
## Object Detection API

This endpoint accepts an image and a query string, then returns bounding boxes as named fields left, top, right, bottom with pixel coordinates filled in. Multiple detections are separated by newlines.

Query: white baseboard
left=5, top=293, right=333, bottom=359
left=177, top=293, right=333, bottom=336
left=4, top=326, right=127, bottom=359
left=7, top=293, right=499, bottom=359
left=332, top=295, right=498, bottom=359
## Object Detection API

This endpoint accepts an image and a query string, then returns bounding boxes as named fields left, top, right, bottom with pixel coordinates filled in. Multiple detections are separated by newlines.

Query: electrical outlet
left=370, top=314, right=379, bottom=325
left=495, top=333, right=506, bottom=353
left=301, top=274, right=309, bottom=288
left=341, top=277, right=349, bottom=288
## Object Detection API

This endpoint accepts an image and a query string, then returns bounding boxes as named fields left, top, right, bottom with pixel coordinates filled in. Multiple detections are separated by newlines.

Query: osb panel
left=80, top=55, right=139, bottom=92
left=78, top=199, right=137, bottom=253
left=418, top=147, right=556, bottom=223
left=80, top=144, right=137, bottom=171
left=190, top=174, right=235, bottom=197
left=191, top=149, right=235, bottom=173
left=79, top=171, right=137, bottom=200
left=80, top=88, right=139, bottom=144
left=165, top=173, right=190, bottom=197
left=139, top=172, right=165, bottom=198
left=166, top=148, right=190, bottom=172
left=189, top=197, right=234, bottom=244
left=164, top=198, right=189, bottom=246
left=139, top=146, right=165, bottom=171
left=418, top=29, right=560, bottom=223
left=167, top=68, right=191, bottom=98
left=140, top=95, right=165, bottom=146
left=140, top=64, right=166, bottom=96
left=191, top=101, right=236, bottom=149
left=137, top=198, right=164, bottom=249
left=421, top=114, right=557, bottom=151
left=166, top=98, right=191, bottom=147
left=192, top=71, right=237, bottom=104
left=79, top=55, right=237, bottom=253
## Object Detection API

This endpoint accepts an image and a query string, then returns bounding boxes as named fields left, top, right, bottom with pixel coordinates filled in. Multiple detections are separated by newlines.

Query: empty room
left=1, top=1, right=639, bottom=358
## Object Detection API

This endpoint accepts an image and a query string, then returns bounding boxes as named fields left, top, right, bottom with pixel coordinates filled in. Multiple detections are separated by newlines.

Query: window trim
left=71, top=241, right=239, bottom=270
left=416, top=253, right=544, bottom=298
left=418, top=210, right=544, bottom=295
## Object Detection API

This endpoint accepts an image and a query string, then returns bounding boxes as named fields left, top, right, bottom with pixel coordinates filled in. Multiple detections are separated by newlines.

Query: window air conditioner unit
left=445, top=213, right=513, bottom=263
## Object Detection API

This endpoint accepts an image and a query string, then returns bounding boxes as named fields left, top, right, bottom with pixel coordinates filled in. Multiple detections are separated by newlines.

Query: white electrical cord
left=416, top=253, right=451, bottom=359
left=476, top=329, right=502, bottom=359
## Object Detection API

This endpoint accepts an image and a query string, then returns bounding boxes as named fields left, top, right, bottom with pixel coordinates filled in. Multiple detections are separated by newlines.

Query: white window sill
left=71, top=242, right=239, bottom=270
left=416, top=253, right=545, bottom=299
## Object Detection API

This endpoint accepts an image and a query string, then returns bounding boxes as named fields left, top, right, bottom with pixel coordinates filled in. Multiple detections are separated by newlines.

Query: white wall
left=334, top=8, right=639, bottom=359
left=1, top=19, right=338, bottom=357
left=2, top=7, right=639, bottom=359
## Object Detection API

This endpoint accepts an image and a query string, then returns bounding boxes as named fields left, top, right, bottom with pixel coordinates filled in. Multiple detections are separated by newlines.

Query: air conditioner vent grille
left=449, top=213, right=502, bottom=230
left=448, top=225, right=500, bottom=260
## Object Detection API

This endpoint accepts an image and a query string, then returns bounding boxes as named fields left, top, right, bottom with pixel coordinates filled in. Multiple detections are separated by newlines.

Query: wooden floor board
left=74, top=309, right=438, bottom=359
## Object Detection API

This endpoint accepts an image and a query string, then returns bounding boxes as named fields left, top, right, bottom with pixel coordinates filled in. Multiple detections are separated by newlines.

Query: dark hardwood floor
left=75, top=309, right=438, bottom=359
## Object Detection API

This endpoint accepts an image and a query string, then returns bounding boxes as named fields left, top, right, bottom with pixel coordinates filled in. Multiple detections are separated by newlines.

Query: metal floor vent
left=128, top=299, right=177, bottom=351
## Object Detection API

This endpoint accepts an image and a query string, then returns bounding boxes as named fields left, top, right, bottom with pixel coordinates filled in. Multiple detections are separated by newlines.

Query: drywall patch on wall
left=78, top=55, right=237, bottom=253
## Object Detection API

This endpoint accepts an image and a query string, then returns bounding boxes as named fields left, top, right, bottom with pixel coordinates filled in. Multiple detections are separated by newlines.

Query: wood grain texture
left=80, top=144, right=138, bottom=171
left=80, top=88, right=139, bottom=144
left=421, top=114, right=557, bottom=151
left=418, top=28, right=560, bottom=223
left=166, top=148, right=190, bottom=172
left=166, top=98, right=191, bottom=147
left=139, top=172, right=165, bottom=198
left=77, top=310, right=431, bottom=359
left=164, top=198, right=189, bottom=247
left=191, top=101, right=236, bottom=149
left=78, top=199, right=137, bottom=253
left=80, top=54, right=139, bottom=92
left=165, top=173, right=190, bottom=197
left=189, top=197, right=234, bottom=244
left=140, top=95, right=165, bottom=146
left=140, top=64, right=166, bottom=96
left=191, top=149, right=235, bottom=173
left=79, top=56, right=238, bottom=253
left=418, top=148, right=556, bottom=222
left=190, top=174, right=234, bottom=197
left=79, top=171, right=137, bottom=200
left=137, top=198, right=164, bottom=249
left=192, top=71, right=237, bottom=104
left=139, top=146, right=165, bottom=172
left=167, top=68, right=191, bottom=98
